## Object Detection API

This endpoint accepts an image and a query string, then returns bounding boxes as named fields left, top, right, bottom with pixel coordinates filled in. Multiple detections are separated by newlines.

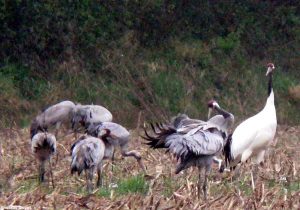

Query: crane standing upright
left=224, top=63, right=277, bottom=189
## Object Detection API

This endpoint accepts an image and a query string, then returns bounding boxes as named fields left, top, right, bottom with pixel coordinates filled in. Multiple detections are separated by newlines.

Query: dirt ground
left=0, top=125, right=299, bottom=209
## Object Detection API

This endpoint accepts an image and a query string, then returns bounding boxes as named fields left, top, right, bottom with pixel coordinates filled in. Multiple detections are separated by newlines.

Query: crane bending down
left=143, top=100, right=234, bottom=199
left=31, top=132, right=56, bottom=186
left=30, top=100, right=75, bottom=138
left=86, top=122, right=146, bottom=173
left=70, top=135, right=105, bottom=193
left=224, top=63, right=277, bottom=189
left=71, top=104, right=113, bottom=131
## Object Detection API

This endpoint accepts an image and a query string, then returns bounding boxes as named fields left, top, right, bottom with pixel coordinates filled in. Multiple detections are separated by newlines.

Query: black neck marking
left=268, top=73, right=273, bottom=96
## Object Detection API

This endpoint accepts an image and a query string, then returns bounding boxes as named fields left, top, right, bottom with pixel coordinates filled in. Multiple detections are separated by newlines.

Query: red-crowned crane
left=31, top=132, right=56, bottom=186
left=70, top=135, right=105, bottom=193
left=224, top=63, right=277, bottom=189
left=30, top=100, right=75, bottom=138
left=143, top=100, right=234, bottom=200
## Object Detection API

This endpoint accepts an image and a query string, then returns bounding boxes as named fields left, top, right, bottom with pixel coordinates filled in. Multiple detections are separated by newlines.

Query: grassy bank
left=0, top=1, right=299, bottom=127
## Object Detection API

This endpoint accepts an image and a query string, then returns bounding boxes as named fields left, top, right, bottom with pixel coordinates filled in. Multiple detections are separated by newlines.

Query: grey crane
left=70, top=135, right=105, bottom=193
left=30, top=100, right=75, bottom=138
left=86, top=122, right=146, bottom=173
left=169, top=114, right=225, bottom=172
left=71, top=104, right=113, bottom=131
left=31, top=132, right=56, bottom=186
left=143, top=100, right=234, bottom=199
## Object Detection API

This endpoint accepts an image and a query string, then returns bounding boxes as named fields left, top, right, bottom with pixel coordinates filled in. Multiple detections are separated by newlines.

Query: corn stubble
left=0, top=125, right=299, bottom=209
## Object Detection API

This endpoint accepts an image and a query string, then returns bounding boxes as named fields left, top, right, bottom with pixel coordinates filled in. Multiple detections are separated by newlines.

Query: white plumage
left=226, top=63, right=277, bottom=168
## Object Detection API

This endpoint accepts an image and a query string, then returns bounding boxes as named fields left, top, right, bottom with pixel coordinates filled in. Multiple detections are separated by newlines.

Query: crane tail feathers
left=141, top=123, right=177, bottom=149
left=150, top=123, right=159, bottom=134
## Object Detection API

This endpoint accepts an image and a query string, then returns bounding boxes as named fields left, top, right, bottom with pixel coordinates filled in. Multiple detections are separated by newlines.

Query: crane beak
left=208, top=108, right=212, bottom=120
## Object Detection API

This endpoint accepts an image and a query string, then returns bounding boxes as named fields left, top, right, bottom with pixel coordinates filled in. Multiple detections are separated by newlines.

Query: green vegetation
left=16, top=179, right=39, bottom=194
left=95, top=174, right=149, bottom=197
left=116, top=174, right=148, bottom=195
left=0, top=1, right=299, bottom=127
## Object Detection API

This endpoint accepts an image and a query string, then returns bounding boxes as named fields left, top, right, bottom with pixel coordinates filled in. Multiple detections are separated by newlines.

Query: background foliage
left=0, top=0, right=299, bottom=127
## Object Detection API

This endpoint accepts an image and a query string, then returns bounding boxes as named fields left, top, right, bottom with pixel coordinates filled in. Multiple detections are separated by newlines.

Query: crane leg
left=197, top=167, right=204, bottom=199
left=97, top=162, right=103, bottom=187
left=39, top=161, right=46, bottom=183
left=111, top=149, right=115, bottom=173
left=202, top=166, right=210, bottom=200
left=86, top=169, right=94, bottom=194
left=54, top=122, right=61, bottom=138
left=251, top=164, right=259, bottom=191
left=48, top=158, right=55, bottom=189
left=232, top=164, right=241, bottom=181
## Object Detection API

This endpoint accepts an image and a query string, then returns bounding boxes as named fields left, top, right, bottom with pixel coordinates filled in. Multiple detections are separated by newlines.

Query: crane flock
left=30, top=63, right=277, bottom=200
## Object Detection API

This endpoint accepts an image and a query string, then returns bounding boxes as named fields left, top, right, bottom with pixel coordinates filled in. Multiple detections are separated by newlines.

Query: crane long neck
left=268, top=73, right=273, bottom=96
left=214, top=106, right=231, bottom=119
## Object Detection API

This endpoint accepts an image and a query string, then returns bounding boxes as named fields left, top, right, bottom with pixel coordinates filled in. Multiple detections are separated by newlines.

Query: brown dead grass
left=0, top=125, right=299, bottom=209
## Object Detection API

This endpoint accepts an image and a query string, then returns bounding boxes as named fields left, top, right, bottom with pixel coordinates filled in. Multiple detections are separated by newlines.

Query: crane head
left=266, top=63, right=275, bottom=76
left=98, top=128, right=111, bottom=138
left=207, top=99, right=220, bottom=119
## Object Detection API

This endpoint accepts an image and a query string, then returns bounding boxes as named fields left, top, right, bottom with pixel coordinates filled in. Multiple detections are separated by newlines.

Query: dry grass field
left=0, top=125, right=299, bottom=209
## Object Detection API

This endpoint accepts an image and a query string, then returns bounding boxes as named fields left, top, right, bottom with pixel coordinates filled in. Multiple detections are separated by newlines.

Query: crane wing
left=165, top=130, right=224, bottom=158
left=143, top=123, right=224, bottom=158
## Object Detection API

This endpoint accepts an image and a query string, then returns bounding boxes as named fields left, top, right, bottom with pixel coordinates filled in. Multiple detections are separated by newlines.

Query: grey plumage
left=170, top=113, right=205, bottom=129
left=30, top=100, right=75, bottom=138
left=86, top=122, right=146, bottom=173
left=31, top=132, right=56, bottom=183
left=70, top=135, right=105, bottom=193
left=143, top=101, right=234, bottom=199
left=168, top=113, right=229, bottom=172
left=72, top=104, right=113, bottom=131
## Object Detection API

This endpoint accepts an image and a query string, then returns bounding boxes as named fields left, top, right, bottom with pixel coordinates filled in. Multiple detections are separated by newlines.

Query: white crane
left=143, top=100, right=234, bottom=199
left=224, top=63, right=277, bottom=189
